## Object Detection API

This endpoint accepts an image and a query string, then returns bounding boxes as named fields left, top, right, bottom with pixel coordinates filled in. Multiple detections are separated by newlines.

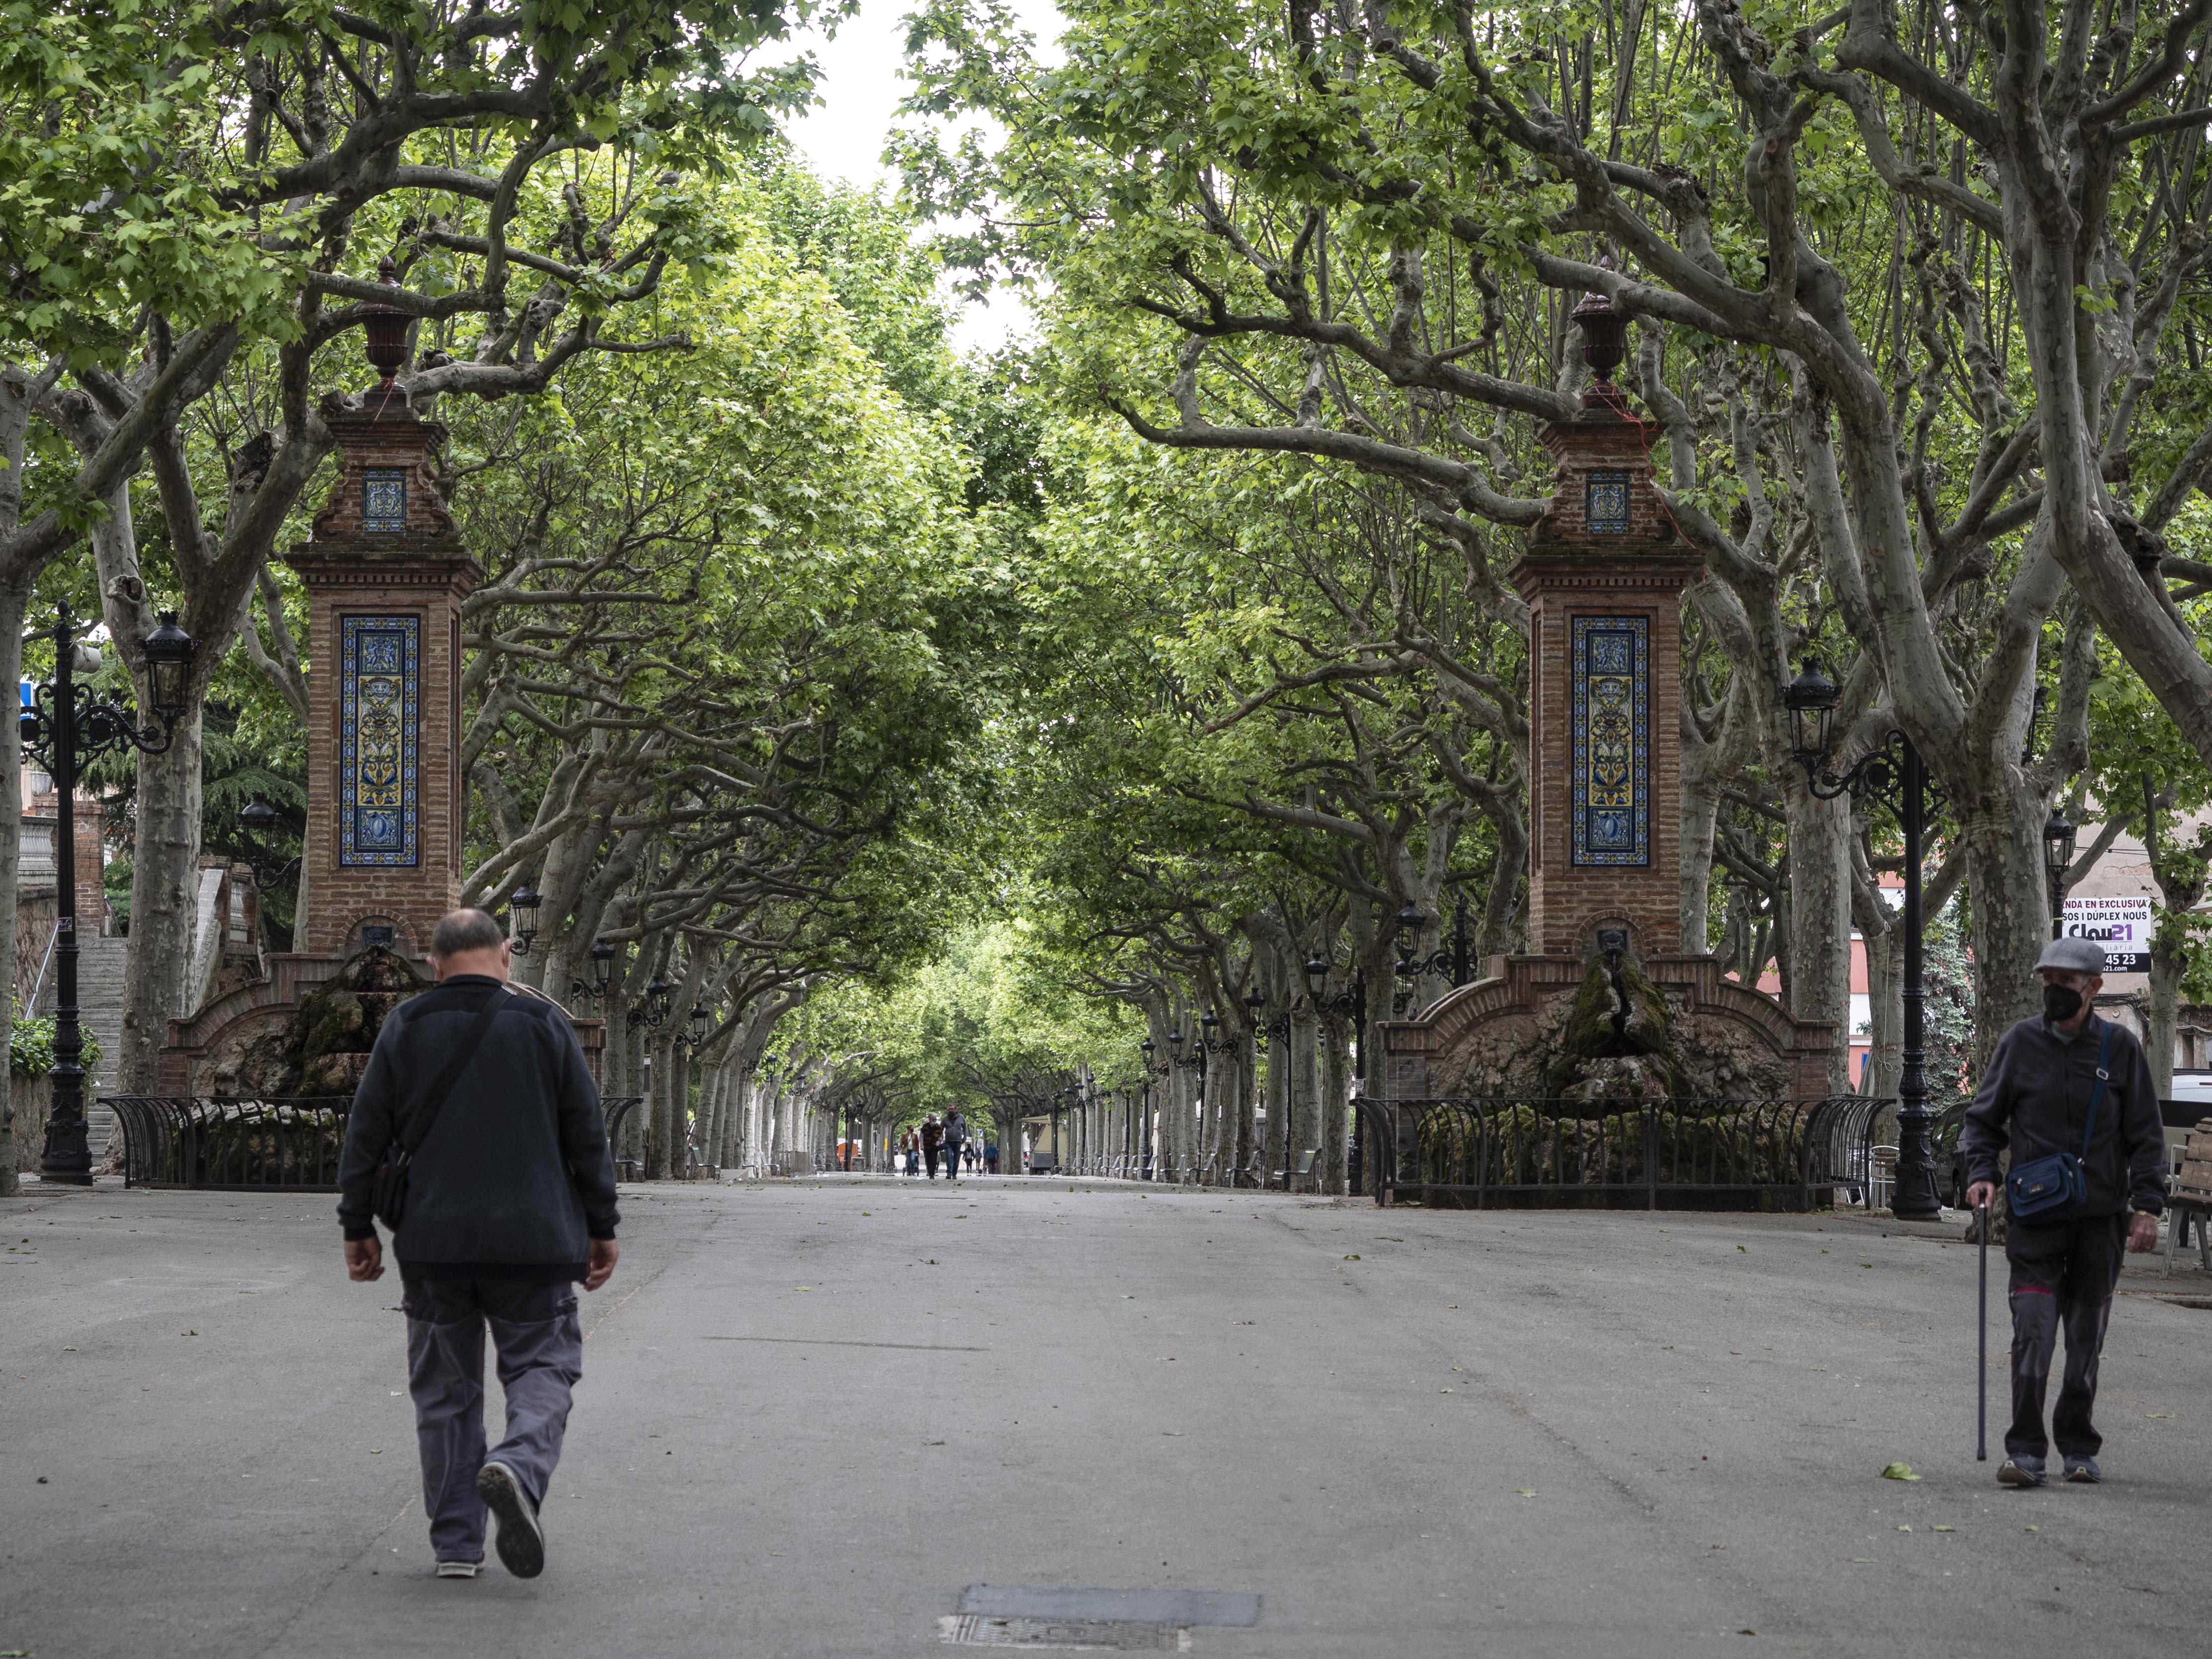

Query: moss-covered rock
left=1545, top=948, right=1690, bottom=1100
left=278, top=948, right=430, bottom=1096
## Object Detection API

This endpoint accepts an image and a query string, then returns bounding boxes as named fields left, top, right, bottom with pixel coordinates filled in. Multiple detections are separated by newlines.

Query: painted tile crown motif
left=362, top=467, right=407, bottom=533
left=1585, top=468, right=1630, bottom=534
left=1570, top=615, right=1649, bottom=867
left=340, top=615, right=419, bottom=866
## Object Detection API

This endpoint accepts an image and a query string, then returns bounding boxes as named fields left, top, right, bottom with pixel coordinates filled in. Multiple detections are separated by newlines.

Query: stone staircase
left=34, top=932, right=130, bottom=1156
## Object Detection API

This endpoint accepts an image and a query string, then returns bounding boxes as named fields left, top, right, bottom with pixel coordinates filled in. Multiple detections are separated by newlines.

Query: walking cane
left=1976, top=1199, right=1989, bottom=1462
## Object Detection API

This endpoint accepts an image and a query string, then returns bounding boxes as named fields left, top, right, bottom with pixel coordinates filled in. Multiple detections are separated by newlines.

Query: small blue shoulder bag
left=2005, top=1020, right=2115, bottom=1222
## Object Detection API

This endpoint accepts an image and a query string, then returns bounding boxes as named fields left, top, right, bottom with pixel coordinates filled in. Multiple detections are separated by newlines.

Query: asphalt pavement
left=3, top=1175, right=2207, bottom=1658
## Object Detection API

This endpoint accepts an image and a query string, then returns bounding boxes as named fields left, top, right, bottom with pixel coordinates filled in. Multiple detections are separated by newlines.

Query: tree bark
left=119, top=709, right=204, bottom=1091
left=1783, top=781, right=1855, bottom=1094
left=1319, top=1019, right=1349, bottom=1196
left=0, top=584, right=21, bottom=1192
left=2140, top=782, right=2208, bottom=1101
left=1288, top=1000, right=1318, bottom=1191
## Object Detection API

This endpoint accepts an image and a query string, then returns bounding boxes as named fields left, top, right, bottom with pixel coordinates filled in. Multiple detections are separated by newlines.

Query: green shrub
left=9, top=1009, right=102, bottom=1082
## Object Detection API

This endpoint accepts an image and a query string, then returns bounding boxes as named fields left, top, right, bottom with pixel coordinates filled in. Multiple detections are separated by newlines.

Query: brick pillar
left=1511, top=399, right=1704, bottom=960
left=285, top=394, right=481, bottom=959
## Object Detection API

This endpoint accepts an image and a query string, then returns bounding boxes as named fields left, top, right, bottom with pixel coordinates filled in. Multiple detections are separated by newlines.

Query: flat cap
left=2036, top=936, right=2108, bottom=975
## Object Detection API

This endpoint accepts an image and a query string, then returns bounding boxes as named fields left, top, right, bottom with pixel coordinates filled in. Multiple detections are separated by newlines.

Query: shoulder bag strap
left=398, top=985, right=514, bottom=1156
left=2079, top=1018, right=2116, bottom=1161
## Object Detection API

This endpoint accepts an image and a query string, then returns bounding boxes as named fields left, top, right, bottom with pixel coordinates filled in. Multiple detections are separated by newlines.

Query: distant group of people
left=891, top=1110, right=999, bottom=1177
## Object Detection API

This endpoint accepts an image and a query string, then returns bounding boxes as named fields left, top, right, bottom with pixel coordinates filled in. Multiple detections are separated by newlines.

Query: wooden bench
left=2164, top=1117, right=2212, bottom=1278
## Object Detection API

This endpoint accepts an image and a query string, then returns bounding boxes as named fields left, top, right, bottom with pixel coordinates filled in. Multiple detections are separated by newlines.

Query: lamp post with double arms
left=20, top=604, right=197, bottom=1183
left=1391, top=901, right=1473, bottom=1013
left=1782, top=661, right=1942, bottom=1221
left=1300, top=955, right=1369, bottom=1083
left=236, top=794, right=302, bottom=892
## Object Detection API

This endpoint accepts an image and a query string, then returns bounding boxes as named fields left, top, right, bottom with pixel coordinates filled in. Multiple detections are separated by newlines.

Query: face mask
left=2044, top=983, right=2084, bottom=1022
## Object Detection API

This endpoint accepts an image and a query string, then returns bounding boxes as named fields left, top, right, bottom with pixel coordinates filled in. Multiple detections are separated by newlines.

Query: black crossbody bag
left=2006, top=1019, right=2115, bottom=1223
left=370, top=987, right=513, bottom=1230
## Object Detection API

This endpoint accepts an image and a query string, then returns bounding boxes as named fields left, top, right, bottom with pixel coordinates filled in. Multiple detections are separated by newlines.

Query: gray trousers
left=2005, top=1212, right=2127, bottom=1461
left=402, top=1279, right=583, bottom=1562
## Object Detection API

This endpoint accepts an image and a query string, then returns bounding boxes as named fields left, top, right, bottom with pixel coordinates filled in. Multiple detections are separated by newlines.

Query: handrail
left=24, top=917, right=60, bottom=1012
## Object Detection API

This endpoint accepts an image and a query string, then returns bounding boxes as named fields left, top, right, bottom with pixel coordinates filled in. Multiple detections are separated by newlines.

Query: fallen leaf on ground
left=1881, top=1462, right=1921, bottom=1481
left=1513, top=1489, right=1537, bottom=1497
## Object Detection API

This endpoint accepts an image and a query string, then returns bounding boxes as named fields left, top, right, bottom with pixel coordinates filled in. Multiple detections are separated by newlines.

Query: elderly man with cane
left=1961, top=935, right=2166, bottom=1488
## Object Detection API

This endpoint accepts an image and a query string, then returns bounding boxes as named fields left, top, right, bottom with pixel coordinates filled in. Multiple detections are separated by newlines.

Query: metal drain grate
left=939, top=1585, right=1259, bottom=1650
left=938, top=1615, right=1190, bottom=1650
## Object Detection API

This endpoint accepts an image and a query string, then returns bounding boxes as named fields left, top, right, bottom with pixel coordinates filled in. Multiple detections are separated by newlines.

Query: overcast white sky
left=779, top=0, right=1065, bottom=354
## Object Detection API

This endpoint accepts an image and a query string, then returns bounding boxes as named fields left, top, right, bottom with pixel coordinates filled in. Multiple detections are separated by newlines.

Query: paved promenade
left=4, top=1177, right=2207, bottom=1658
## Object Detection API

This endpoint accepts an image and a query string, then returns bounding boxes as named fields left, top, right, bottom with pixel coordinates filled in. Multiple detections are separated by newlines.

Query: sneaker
left=1997, top=1455, right=2047, bottom=1487
left=435, top=1560, right=481, bottom=1579
left=2063, top=1456, right=2102, bottom=1484
left=476, top=1460, right=545, bottom=1579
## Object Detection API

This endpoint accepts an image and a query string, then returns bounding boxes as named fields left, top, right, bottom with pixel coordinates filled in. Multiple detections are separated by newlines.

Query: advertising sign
left=2061, top=895, right=2154, bottom=973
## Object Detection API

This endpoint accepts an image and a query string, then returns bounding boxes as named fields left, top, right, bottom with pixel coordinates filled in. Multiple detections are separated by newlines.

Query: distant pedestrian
left=921, top=1113, right=946, bottom=1179
left=984, top=1140, right=999, bottom=1174
left=338, top=908, right=619, bottom=1581
left=942, top=1108, right=967, bottom=1181
left=1962, top=936, right=2166, bottom=1488
left=903, top=1129, right=921, bottom=1176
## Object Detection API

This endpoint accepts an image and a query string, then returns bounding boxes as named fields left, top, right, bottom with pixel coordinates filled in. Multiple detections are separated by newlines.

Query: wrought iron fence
left=106, top=1096, right=351, bottom=1191
left=107, top=1093, right=649, bottom=1192
left=1358, top=1094, right=1889, bottom=1210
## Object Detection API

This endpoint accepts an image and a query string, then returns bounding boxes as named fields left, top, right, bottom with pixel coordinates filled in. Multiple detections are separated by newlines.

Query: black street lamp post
left=506, top=885, right=542, bottom=955
left=236, top=794, right=302, bottom=891
left=629, top=976, right=672, bottom=1031
left=1783, top=660, right=1943, bottom=1221
left=1392, top=901, right=1473, bottom=1012
left=571, top=938, right=616, bottom=1007
left=1300, top=955, right=1370, bottom=1081
left=20, top=603, right=197, bottom=1183
left=2042, top=811, right=2077, bottom=940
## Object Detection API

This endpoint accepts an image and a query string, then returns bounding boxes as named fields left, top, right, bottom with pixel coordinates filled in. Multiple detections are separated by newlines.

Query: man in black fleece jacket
left=338, top=908, right=619, bottom=1580
left=1961, top=935, right=2166, bottom=1489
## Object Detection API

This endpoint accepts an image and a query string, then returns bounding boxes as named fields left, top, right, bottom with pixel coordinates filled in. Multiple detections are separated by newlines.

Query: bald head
left=429, top=908, right=510, bottom=982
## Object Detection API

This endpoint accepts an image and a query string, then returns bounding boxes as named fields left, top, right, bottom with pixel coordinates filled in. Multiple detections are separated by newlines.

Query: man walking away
left=921, top=1113, right=946, bottom=1180
left=338, top=908, right=620, bottom=1580
left=942, top=1108, right=967, bottom=1183
left=984, top=1139, right=999, bottom=1175
left=1962, top=937, right=2165, bottom=1488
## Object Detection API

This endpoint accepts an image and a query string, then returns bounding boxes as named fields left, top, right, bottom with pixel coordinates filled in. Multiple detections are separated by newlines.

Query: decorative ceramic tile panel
left=1571, top=615, right=1649, bottom=867
left=363, top=467, right=407, bottom=533
left=1585, top=468, right=1630, bottom=533
left=340, top=614, right=419, bottom=866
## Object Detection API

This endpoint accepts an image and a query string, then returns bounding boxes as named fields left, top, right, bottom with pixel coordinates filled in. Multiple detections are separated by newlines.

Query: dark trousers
left=402, top=1279, right=583, bottom=1563
left=2005, top=1213, right=2127, bottom=1461
left=924, top=1145, right=942, bottom=1178
left=944, top=1141, right=962, bottom=1176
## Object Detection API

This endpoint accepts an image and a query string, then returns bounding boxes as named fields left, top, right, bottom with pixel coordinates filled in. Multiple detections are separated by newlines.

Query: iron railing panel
left=1365, top=1094, right=1889, bottom=1210
left=106, top=1093, right=648, bottom=1192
